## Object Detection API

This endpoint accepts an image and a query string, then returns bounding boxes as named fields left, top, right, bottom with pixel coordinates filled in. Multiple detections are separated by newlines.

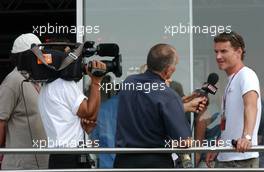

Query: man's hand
left=77, top=60, right=106, bottom=125
left=234, top=138, right=252, bottom=153
left=182, top=92, right=200, bottom=103
left=81, top=119, right=97, bottom=134
left=205, top=152, right=218, bottom=168
left=183, top=96, right=207, bottom=113
left=85, top=60, right=106, bottom=84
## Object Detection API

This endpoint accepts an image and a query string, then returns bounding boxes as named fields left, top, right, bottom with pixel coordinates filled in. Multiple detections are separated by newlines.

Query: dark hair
left=170, top=81, right=185, bottom=97
left=147, top=43, right=177, bottom=72
left=214, top=31, right=246, bottom=60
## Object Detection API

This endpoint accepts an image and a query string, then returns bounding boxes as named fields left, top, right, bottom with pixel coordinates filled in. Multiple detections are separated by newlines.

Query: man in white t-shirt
left=38, top=61, right=105, bottom=169
left=206, top=31, right=261, bottom=168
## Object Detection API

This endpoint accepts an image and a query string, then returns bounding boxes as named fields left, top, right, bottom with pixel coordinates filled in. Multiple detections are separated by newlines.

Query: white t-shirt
left=217, top=66, right=261, bottom=161
left=38, top=78, right=86, bottom=148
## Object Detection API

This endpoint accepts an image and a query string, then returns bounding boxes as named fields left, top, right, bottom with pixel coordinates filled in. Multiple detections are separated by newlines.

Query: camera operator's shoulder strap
left=31, top=43, right=84, bottom=71
left=58, top=43, right=84, bottom=71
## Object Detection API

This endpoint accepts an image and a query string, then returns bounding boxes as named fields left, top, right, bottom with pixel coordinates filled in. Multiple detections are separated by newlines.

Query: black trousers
left=49, top=154, right=91, bottom=169
left=114, top=153, right=174, bottom=168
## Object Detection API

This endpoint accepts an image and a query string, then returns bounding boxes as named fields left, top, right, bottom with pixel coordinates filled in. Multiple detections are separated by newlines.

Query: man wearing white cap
left=0, top=33, right=48, bottom=169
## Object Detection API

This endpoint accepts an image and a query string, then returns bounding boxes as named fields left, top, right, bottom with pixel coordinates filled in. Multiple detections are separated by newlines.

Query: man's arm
left=0, top=120, right=6, bottom=146
left=77, top=80, right=102, bottom=121
left=194, top=112, right=208, bottom=166
left=77, top=60, right=106, bottom=133
left=236, top=90, right=258, bottom=152
left=243, top=90, right=258, bottom=137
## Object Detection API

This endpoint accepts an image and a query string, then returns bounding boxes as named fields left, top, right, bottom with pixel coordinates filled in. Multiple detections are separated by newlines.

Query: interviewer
left=114, top=43, right=207, bottom=168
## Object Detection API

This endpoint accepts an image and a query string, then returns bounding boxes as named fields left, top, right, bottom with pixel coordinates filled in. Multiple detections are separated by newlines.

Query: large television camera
left=14, top=41, right=122, bottom=82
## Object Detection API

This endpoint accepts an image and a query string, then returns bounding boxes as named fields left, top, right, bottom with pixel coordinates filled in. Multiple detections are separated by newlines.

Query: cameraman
left=38, top=60, right=106, bottom=169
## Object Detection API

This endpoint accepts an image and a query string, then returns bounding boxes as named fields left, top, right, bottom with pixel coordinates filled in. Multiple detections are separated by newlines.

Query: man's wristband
left=243, top=134, right=252, bottom=141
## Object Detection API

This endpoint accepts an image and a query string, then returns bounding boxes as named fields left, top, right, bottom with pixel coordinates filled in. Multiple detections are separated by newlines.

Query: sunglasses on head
left=222, top=32, right=243, bottom=48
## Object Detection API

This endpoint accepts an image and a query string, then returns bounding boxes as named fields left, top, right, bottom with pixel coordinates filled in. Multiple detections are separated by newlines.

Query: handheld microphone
left=194, top=73, right=219, bottom=96
left=182, top=73, right=219, bottom=108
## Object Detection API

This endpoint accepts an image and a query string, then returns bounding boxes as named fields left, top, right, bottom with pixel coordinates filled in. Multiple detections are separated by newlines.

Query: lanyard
left=222, top=67, right=243, bottom=117
left=223, top=74, right=236, bottom=114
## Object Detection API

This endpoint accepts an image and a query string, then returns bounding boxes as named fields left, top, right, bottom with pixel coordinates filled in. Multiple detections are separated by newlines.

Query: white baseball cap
left=11, top=33, right=41, bottom=53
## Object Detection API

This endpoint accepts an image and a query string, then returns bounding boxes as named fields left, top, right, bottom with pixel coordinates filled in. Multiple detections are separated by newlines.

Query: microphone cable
left=21, top=80, right=40, bottom=169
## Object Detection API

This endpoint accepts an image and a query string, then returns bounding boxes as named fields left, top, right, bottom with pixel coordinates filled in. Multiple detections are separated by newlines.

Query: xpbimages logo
left=32, top=23, right=100, bottom=36
left=32, top=137, right=100, bottom=148
left=164, top=138, right=232, bottom=149
left=164, top=23, right=232, bottom=37
left=98, top=80, right=167, bottom=94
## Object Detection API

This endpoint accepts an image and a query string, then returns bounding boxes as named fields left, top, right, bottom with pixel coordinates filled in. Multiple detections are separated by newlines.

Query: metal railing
left=0, top=146, right=264, bottom=171
left=0, top=145, right=264, bottom=154
left=3, top=168, right=263, bottom=172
